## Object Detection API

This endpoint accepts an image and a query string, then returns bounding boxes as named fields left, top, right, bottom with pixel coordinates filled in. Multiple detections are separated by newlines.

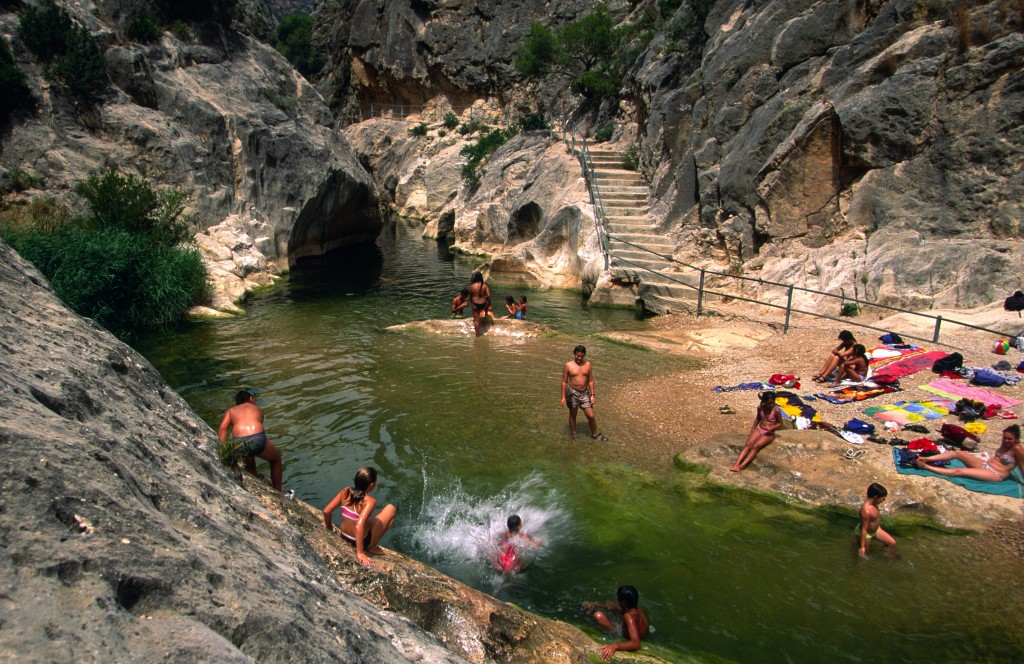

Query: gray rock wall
left=0, top=240, right=466, bottom=662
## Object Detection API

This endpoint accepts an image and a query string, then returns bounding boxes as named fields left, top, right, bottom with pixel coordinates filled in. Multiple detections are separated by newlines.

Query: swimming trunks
left=235, top=432, right=267, bottom=456
left=565, top=385, right=592, bottom=409
left=854, top=524, right=876, bottom=539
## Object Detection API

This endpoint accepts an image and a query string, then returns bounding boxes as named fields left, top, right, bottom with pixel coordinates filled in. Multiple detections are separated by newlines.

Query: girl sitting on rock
left=730, top=391, right=784, bottom=472
left=323, top=467, right=397, bottom=566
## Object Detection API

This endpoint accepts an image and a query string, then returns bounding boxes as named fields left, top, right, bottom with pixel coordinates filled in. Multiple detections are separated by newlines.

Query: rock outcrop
left=1, top=1, right=382, bottom=312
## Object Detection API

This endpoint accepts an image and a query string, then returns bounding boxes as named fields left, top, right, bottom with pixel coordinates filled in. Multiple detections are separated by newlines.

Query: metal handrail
left=554, top=114, right=610, bottom=270
left=605, top=233, right=1020, bottom=345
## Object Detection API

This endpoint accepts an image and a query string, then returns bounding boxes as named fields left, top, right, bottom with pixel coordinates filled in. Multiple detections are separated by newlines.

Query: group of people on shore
left=729, top=329, right=1024, bottom=557
left=450, top=272, right=528, bottom=335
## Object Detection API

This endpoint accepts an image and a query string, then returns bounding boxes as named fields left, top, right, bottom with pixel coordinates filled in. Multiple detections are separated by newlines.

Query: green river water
left=137, top=222, right=1024, bottom=662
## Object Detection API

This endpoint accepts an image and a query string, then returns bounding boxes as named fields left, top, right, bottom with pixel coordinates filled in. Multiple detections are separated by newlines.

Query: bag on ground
left=931, top=352, right=964, bottom=373
left=971, top=368, right=1006, bottom=387
left=844, top=418, right=875, bottom=435
left=1004, top=290, right=1024, bottom=312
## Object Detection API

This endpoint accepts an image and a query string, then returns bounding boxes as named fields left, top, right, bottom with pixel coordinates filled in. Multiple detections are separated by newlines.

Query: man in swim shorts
left=218, top=390, right=283, bottom=491
left=560, top=345, right=607, bottom=441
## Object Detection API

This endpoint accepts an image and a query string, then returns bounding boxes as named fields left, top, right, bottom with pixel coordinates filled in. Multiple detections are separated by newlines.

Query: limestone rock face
left=0, top=241, right=464, bottom=662
left=1, top=1, right=381, bottom=310
left=345, top=119, right=601, bottom=289
left=636, top=0, right=1024, bottom=309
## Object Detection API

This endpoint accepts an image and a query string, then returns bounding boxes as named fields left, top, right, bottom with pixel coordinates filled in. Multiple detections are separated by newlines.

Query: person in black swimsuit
left=469, top=271, right=491, bottom=336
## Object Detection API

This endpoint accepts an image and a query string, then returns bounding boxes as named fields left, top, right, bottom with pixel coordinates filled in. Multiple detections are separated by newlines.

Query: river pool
left=137, top=221, right=1024, bottom=662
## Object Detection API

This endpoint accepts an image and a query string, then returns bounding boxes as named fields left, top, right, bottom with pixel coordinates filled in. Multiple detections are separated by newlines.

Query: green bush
left=0, top=37, right=31, bottom=123
left=126, top=14, right=162, bottom=43
left=275, top=13, right=325, bottom=77
left=169, top=20, right=190, bottom=41
left=17, top=0, right=73, bottom=63
left=593, top=123, right=614, bottom=143
left=622, top=141, right=641, bottom=170
left=74, top=169, right=190, bottom=245
left=460, top=128, right=515, bottom=187
left=442, top=112, right=459, bottom=129
left=437, top=129, right=447, bottom=137
left=458, top=120, right=486, bottom=135
left=5, top=168, right=45, bottom=192
left=516, top=112, right=548, bottom=132
left=841, top=302, right=861, bottom=317
left=408, top=122, right=428, bottom=137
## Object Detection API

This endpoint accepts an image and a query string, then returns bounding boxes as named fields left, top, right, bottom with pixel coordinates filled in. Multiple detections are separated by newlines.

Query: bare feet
left=729, top=465, right=742, bottom=472
left=366, top=545, right=385, bottom=556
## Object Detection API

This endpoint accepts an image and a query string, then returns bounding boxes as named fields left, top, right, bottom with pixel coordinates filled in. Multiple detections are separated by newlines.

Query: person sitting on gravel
left=813, top=330, right=856, bottom=383
left=915, top=424, right=1023, bottom=482
left=829, top=344, right=869, bottom=386
left=730, top=391, right=784, bottom=471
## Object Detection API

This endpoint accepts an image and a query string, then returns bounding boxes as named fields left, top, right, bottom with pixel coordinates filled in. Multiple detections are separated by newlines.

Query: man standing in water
left=218, top=390, right=283, bottom=491
left=561, top=344, right=608, bottom=440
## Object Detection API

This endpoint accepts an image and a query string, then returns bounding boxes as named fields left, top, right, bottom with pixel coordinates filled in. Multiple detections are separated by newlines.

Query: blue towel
left=892, top=448, right=1024, bottom=498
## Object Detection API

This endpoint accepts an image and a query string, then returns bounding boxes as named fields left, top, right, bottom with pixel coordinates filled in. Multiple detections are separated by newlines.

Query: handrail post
left=933, top=315, right=942, bottom=344
left=783, top=285, right=794, bottom=333
left=697, top=270, right=705, bottom=314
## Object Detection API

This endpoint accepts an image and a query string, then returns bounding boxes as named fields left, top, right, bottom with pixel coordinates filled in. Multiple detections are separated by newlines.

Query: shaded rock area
left=1, top=241, right=657, bottom=661
left=0, top=1, right=381, bottom=313
left=386, top=318, right=554, bottom=338
left=344, top=119, right=599, bottom=290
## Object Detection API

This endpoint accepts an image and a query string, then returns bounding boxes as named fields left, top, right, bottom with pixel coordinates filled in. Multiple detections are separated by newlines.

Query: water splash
left=407, top=471, right=573, bottom=588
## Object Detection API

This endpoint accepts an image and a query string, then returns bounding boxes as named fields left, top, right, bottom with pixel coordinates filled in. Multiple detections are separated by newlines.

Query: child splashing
left=495, top=514, right=543, bottom=574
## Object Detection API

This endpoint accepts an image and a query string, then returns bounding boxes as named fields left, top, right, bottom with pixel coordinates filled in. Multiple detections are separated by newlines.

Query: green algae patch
left=673, top=453, right=712, bottom=476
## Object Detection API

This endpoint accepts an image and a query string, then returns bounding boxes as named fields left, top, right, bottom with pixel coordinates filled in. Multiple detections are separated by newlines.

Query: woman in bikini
left=730, top=391, right=784, bottom=472
left=323, top=466, right=397, bottom=566
left=915, top=424, right=1023, bottom=481
left=502, top=295, right=519, bottom=319
left=813, top=330, right=856, bottom=383
left=469, top=271, right=491, bottom=336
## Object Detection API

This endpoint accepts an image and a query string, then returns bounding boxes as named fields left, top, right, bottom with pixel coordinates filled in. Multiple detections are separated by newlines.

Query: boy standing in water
left=584, top=585, right=649, bottom=660
left=857, top=482, right=896, bottom=557
left=560, top=344, right=608, bottom=441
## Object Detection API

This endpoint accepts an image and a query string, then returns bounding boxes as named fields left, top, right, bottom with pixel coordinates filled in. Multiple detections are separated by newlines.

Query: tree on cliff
left=0, top=170, right=209, bottom=340
left=275, top=13, right=325, bottom=79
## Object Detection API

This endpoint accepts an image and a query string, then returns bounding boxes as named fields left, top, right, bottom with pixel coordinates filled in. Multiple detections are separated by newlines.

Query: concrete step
left=609, top=255, right=676, bottom=272
left=595, top=177, right=645, bottom=187
left=608, top=232, right=673, bottom=246
left=607, top=240, right=675, bottom=256
left=594, top=169, right=642, bottom=180
left=601, top=192, right=647, bottom=203
left=602, top=206, right=646, bottom=217
left=605, top=218, right=657, bottom=231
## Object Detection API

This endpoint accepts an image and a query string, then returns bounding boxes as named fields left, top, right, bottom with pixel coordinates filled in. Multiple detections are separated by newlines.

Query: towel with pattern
left=919, top=379, right=1021, bottom=409
left=815, top=384, right=901, bottom=405
left=773, top=391, right=821, bottom=422
left=867, top=345, right=924, bottom=368
left=871, top=350, right=948, bottom=382
left=863, top=399, right=956, bottom=425
left=712, top=381, right=772, bottom=394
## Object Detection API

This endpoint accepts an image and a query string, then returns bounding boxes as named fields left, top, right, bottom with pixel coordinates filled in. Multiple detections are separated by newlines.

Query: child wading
left=584, top=585, right=649, bottom=660
left=857, top=482, right=896, bottom=558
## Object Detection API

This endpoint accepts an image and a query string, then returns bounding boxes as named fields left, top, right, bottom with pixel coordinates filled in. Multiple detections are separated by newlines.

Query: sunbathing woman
left=813, top=330, right=856, bottom=382
left=915, top=424, right=1023, bottom=481
left=730, top=391, right=784, bottom=472
left=323, top=466, right=397, bottom=566
left=829, top=344, right=868, bottom=386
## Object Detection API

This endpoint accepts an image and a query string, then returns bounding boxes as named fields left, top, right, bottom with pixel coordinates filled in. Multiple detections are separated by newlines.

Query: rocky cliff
left=1, top=0, right=382, bottom=312
left=319, top=0, right=1023, bottom=311
left=1, top=240, right=642, bottom=662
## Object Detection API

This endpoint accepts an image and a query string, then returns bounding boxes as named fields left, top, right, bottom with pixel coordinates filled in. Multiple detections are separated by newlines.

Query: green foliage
left=458, top=120, right=486, bottom=135
left=622, top=141, right=641, bottom=171
left=0, top=170, right=208, bottom=339
left=513, top=3, right=625, bottom=102
left=408, top=122, right=429, bottom=137
left=74, top=169, right=190, bottom=245
left=154, top=0, right=236, bottom=24
left=18, top=1, right=107, bottom=109
left=5, top=168, right=44, bottom=192
left=593, top=123, right=614, bottom=143
left=275, top=13, right=325, bottom=78
left=460, top=128, right=516, bottom=187
left=442, top=112, right=459, bottom=129
left=169, top=20, right=190, bottom=41
left=126, top=14, right=162, bottom=43
left=0, top=37, right=31, bottom=123
left=437, top=129, right=447, bottom=137
left=841, top=302, right=861, bottom=317
left=218, top=439, right=244, bottom=467
left=516, top=111, right=548, bottom=132
left=663, top=0, right=715, bottom=64
left=261, top=87, right=299, bottom=115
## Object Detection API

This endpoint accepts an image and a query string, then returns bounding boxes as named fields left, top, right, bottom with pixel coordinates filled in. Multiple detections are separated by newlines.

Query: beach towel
left=815, top=384, right=901, bottom=405
left=773, top=391, right=821, bottom=422
left=919, top=379, right=1021, bottom=409
left=891, top=448, right=1024, bottom=498
left=867, top=345, right=925, bottom=370
left=863, top=399, right=956, bottom=425
left=712, top=381, right=772, bottom=394
left=871, top=350, right=948, bottom=382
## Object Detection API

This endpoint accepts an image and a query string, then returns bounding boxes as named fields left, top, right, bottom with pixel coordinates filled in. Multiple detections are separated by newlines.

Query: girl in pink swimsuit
left=730, top=391, right=785, bottom=472
left=323, top=467, right=397, bottom=566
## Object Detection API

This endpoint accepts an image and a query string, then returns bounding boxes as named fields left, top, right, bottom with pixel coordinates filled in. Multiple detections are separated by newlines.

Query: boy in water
left=451, top=289, right=469, bottom=318
left=857, top=482, right=896, bottom=557
left=494, top=514, right=542, bottom=573
left=584, top=585, right=649, bottom=660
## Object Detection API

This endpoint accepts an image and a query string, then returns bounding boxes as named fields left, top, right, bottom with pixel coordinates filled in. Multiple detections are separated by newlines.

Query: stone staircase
left=583, top=148, right=698, bottom=314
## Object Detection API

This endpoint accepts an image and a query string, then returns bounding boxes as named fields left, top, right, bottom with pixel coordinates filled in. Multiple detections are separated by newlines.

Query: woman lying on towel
left=915, top=425, right=1023, bottom=481
left=813, top=330, right=856, bottom=383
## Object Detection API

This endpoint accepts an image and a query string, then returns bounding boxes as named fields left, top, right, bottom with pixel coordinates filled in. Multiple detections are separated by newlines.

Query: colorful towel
left=867, top=345, right=924, bottom=368
left=712, top=381, right=771, bottom=394
left=863, top=399, right=956, bottom=425
left=871, top=350, right=948, bottom=382
left=816, top=385, right=901, bottom=405
left=774, top=391, right=821, bottom=422
left=919, top=379, right=1021, bottom=409
left=892, top=448, right=1024, bottom=498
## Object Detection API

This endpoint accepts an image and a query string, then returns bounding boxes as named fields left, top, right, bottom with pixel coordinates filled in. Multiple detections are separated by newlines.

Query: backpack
left=843, top=418, right=875, bottom=435
left=954, top=398, right=986, bottom=422
left=931, top=352, right=964, bottom=373
left=1005, top=290, right=1024, bottom=312
left=879, top=332, right=904, bottom=345
left=940, top=422, right=981, bottom=446
left=970, top=368, right=1006, bottom=388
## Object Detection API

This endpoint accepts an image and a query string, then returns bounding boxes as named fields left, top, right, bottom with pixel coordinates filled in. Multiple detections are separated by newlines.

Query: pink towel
left=919, top=379, right=1021, bottom=408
